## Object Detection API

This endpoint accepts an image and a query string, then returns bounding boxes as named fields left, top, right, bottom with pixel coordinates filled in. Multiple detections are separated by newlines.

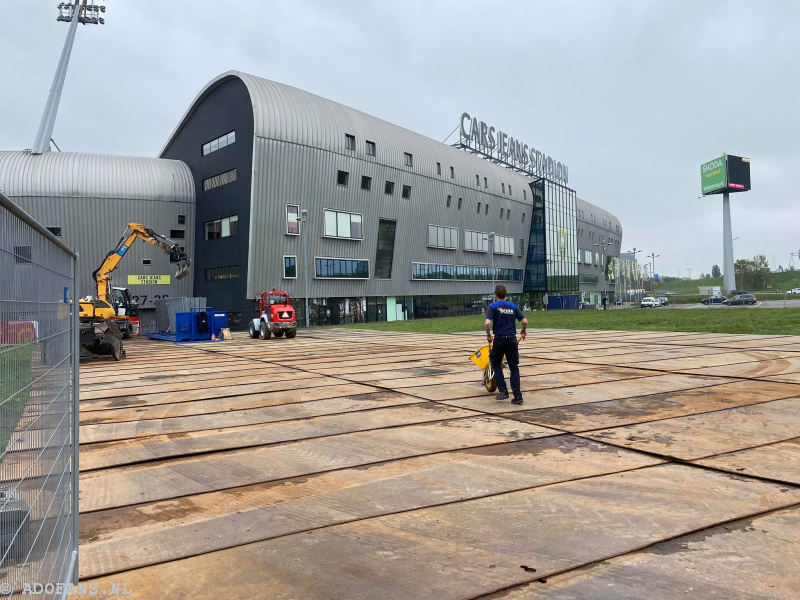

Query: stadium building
left=1, top=70, right=623, bottom=327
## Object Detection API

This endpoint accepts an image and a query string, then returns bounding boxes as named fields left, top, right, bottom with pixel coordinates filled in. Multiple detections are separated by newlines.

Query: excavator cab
left=111, top=287, right=137, bottom=317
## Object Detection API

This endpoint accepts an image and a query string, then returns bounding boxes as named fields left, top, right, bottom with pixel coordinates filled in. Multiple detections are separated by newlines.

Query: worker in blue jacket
left=484, top=285, right=527, bottom=404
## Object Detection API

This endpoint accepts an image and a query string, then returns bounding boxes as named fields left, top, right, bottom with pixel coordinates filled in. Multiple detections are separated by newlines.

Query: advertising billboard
left=701, top=154, right=751, bottom=195
left=701, top=155, right=727, bottom=194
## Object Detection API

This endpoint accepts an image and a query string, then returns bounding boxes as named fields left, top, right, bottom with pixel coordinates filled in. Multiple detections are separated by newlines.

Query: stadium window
left=484, top=177, right=487, bottom=188
left=477, top=202, right=481, bottom=214
left=286, top=205, right=300, bottom=235
left=484, top=204, right=489, bottom=215
left=450, top=166, right=454, bottom=178
left=457, top=197, right=462, bottom=210
left=337, top=170, right=349, bottom=186
left=204, top=215, right=238, bottom=240
left=361, top=175, right=372, bottom=191
left=501, top=182, right=505, bottom=193
left=46, top=226, right=62, bottom=237
left=404, top=152, right=413, bottom=167
left=170, top=229, right=185, bottom=239
left=402, top=185, right=411, bottom=199
left=345, top=134, right=355, bottom=150
left=366, top=140, right=376, bottom=156
left=283, top=255, right=297, bottom=279
left=323, top=209, right=363, bottom=239
left=476, top=174, right=480, bottom=186
left=446, top=195, right=451, bottom=207
left=142, top=259, right=151, bottom=266
left=436, top=162, right=441, bottom=175
left=201, top=130, right=236, bottom=156
left=385, top=181, right=395, bottom=195
left=500, top=208, right=504, bottom=218
left=177, top=214, right=186, bottom=225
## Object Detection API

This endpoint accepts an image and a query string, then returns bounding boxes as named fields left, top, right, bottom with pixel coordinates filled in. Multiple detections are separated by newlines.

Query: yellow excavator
left=80, top=223, right=191, bottom=360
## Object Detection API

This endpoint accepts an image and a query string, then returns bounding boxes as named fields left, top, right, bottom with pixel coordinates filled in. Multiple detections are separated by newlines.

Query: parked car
left=640, top=297, right=657, bottom=308
left=788, top=288, right=800, bottom=294
left=701, top=295, right=727, bottom=305
left=723, top=294, right=757, bottom=305
left=652, top=297, right=663, bottom=307
left=658, top=297, right=669, bottom=306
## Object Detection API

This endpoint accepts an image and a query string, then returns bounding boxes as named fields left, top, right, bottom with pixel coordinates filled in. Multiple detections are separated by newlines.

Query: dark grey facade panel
left=160, top=77, right=255, bottom=318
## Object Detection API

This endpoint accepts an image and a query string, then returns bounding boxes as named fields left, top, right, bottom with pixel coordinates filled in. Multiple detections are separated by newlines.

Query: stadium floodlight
left=33, top=1, right=106, bottom=153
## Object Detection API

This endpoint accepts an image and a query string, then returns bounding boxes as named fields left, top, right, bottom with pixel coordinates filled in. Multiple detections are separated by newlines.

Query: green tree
left=711, top=264, right=721, bottom=278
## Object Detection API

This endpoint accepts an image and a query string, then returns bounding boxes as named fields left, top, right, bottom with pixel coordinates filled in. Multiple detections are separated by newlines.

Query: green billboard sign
left=701, top=155, right=727, bottom=195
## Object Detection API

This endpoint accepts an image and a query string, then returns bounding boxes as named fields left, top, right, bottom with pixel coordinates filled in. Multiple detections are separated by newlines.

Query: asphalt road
left=653, top=299, right=800, bottom=310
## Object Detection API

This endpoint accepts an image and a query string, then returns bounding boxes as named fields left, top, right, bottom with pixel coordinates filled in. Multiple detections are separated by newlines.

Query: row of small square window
left=337, top=170, right=411, bottom=199
left=444, top=195, right=525, bottom=222
left=344, top=134, right=519, bottom=196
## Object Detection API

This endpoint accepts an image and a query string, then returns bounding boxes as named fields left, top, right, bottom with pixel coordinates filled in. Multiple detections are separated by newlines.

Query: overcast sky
left=2, top=1, right=798, bottom=279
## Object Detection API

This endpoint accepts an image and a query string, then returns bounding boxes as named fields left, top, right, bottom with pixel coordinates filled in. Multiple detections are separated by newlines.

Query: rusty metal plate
left=692, top=438, right=800, bottom=484
left=81, top=465, right=800, bottom=600
left=79, top=436, right=660, bottom=578
left=680, top=354, right=800, bottom=378
left=79, top=375, right=359, bottom=412
left=586, top=397, right=800, bottom=460
left=400, top=366, right=658, bottom=401
left=80, top=391, right=422, bottom=443
left=442, top=373, right=734, bottom=414
left=509, top=380, right=800, bottom=432
left=490, top=506, right=800, bottom=600
left=79, top=383, right=383, bottom=424
left=79, top=415, right=560, bottom=512
left=79, top=403, right=479, bottom=470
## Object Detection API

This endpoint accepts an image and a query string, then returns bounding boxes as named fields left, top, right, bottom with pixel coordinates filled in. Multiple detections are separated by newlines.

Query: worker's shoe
left=511, top=396, right=524, bottom=405
left=495, top=391, right=509, bottom=400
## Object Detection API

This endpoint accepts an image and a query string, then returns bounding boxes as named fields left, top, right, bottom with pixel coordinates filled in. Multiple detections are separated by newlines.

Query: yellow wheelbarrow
left=469, top=335, right=523, bottom=393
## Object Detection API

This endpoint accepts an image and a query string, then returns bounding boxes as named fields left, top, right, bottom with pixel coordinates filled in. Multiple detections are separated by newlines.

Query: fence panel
left=0, top=191, right=78, bottom=599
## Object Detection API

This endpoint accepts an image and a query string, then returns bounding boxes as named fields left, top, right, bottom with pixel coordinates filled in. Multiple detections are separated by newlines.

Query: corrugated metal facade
left=0, top=151, right=195, bottom=306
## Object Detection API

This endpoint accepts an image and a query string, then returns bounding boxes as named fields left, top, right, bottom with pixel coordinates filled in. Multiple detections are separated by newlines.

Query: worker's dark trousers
left=490, top=335, right=521, bottom=398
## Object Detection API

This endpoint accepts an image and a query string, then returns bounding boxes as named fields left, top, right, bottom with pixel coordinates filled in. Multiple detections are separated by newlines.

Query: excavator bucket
left=174, top=259, right=191, bottom=280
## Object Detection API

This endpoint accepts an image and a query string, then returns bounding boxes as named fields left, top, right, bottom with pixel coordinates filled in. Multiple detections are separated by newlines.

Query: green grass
left=0, top=345, right=33, bottom=461
left=339, top=307, right=800, bottom=336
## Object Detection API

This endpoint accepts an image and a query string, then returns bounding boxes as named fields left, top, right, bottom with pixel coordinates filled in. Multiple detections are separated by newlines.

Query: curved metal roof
left=577, top=196, right=623, bottom=234
left=0, top=150, right=194, bottom=202
left=162, top=71, right=555, bottom=198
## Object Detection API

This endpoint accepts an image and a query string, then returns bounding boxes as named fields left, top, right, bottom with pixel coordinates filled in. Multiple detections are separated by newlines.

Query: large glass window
left=315, top=258, right=369, bottom=279
left=283, top=256, right=297, bottom=279
left=324, top=209, right=362, bottom=239
left=375, top=219, right=396, bottom=279
left=427, top=225, right=458, bottom=249
left=411, top=262, right=522, bottom=281
left=202, top=130, right=235, bottom=156
left=464, top=230, right=489, bottom=252
left=493, top=234, right=514, bottom=255
left=204, top=215, right=238, bottom=240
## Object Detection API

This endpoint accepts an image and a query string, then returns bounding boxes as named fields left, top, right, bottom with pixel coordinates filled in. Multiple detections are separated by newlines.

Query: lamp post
left=626, top=247, right=642, bottom=303
left=594, top=240, right=613, bottom=307
left=33, top=1, right=106, bottom=154
left=647, top=252, right=659, bottom=294
left=489, top=232, right=495, bottom=298
left=300, top=209, right=310, bottom=328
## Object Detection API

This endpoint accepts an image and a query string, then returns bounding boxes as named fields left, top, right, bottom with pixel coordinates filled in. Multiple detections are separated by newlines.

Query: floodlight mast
left=32, top=1, right=106, bottom=154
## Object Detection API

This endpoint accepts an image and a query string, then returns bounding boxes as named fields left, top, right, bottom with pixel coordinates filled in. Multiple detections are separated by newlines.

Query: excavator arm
left=93, top=222, right=191, bottom=305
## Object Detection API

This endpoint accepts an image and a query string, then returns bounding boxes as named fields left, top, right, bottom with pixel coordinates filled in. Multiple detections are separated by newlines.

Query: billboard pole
left=722, top=192, right=735, bottom=294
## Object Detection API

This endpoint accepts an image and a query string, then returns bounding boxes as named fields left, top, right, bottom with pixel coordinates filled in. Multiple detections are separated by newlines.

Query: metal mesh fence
left=0, top=192, right=78, bottom=599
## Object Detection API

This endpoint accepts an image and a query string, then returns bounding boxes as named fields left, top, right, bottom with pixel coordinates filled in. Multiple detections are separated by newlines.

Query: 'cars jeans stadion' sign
left=459, top=113, right=569, bottom=185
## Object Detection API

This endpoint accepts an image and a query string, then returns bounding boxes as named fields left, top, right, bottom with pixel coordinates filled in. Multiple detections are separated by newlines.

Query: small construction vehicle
left=79, top=223, right=190, bottom=359
left=249, top=289, right=297, bottom=339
